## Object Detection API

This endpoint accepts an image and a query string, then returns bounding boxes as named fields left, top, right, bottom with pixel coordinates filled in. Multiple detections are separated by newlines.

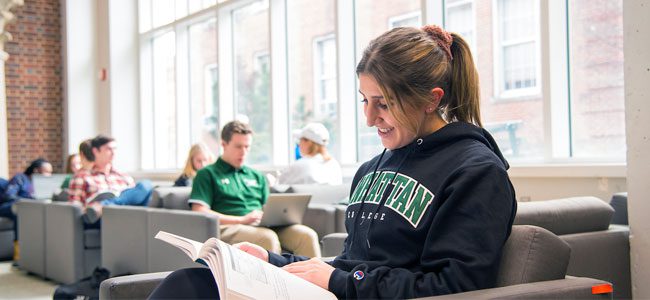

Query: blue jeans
left=100, top=180, right=153, bottom=207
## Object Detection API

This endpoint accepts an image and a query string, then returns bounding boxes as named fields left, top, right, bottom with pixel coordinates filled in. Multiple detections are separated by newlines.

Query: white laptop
left=258, top=194, right=311, bottom=227
left=32, top=174, right=69, bottom=200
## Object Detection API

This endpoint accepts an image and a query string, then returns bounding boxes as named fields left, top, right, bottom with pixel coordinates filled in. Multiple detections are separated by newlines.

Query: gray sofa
left=101, top=186, right=220, bottom=276
left=323, top=196, right=630, bottom=299
left=514, top=196, right=630, bottom=299
left=99, top=225, right=613, bottom=299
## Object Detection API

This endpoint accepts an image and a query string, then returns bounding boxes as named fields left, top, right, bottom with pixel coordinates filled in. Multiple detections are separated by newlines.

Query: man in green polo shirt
left=189, top=120, right=321, bottom=257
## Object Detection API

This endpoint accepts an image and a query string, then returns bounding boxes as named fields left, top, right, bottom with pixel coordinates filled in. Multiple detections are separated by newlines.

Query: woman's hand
left=282, top=258, right=335, bottom=290
left=234, top=242, right=269, bottom=262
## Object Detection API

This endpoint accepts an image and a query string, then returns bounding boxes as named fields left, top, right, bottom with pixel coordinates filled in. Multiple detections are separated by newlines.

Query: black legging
left=148, top=268, right=220, bottom=299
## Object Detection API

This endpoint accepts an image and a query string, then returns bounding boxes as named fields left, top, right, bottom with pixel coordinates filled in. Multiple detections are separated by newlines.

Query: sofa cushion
left=149, top=187, right=192, bottom=210
left=84, top=229, right=101, bottom=249
left=514, top=197, right=613, bottom=235
left=0, top=217, right=13, bottom=230
left=497, top=225, right=570, bottom=287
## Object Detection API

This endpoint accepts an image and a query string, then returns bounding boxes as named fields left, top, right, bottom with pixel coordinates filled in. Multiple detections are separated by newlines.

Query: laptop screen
left=31, top=174, right=69, bottom=200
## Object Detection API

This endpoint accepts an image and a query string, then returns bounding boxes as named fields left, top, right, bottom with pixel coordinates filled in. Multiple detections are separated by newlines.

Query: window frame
left=492, top=0, right=542, bottom=100
left=135, top=0, right=626, bottom=174
left=312, top=34, right=337, bottom=119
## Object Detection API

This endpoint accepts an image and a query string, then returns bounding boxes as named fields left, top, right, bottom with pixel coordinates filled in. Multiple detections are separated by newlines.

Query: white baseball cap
left=297, top=123, right=330, bottom=146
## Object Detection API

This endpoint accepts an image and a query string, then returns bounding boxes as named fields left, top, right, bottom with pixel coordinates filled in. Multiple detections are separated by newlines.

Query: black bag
left=53, top=267, right=110, bottom=300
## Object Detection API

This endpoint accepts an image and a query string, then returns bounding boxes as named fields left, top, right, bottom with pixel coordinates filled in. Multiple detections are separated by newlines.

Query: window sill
left=507, top=163, right=626, bottom=178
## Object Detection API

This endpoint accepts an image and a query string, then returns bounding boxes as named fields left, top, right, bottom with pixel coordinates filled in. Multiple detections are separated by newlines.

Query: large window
left=446, top=0, right=475, bottom=51
left=139, top=0, right=218, bottom=169
left=137, top=0, right=626, bottom=171
left=287, top=0, right=339, bottom=162
left=355, top=0, right=422, bottom=162
left=232, top=0, right=271, bottom=165
left=445, top=0, right=624, bottom=163
left=568, top=0, right=625, bottom=159
left=496, top=0, right=540, bottom=98
left=189, top=18, right=219, bottom=156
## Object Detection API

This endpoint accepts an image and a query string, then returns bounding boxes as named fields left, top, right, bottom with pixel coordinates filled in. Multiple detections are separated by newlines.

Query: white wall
left=61, top=0, right=100, bottom=154
left=62, top=0, right=140, bottom=172
left=623, top=0, right=650, bottom=297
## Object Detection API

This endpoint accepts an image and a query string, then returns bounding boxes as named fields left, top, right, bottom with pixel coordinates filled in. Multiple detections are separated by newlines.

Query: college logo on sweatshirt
left=349, top=171, right=434, bottom=228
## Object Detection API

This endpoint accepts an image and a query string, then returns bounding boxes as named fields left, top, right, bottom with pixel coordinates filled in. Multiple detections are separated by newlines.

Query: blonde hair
left=182, top=143, right=214, bottom=178
left=356, top=25, right=482, bottom=134
left=301, top=138, right=332, bottom=162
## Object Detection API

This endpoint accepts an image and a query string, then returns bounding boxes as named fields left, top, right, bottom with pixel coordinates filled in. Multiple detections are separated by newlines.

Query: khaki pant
left=220, top=224, right=321, bottom=258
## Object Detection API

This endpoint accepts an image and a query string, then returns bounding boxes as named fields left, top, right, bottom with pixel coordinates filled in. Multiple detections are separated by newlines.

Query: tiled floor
left=0, top=261, right=57, bottom=300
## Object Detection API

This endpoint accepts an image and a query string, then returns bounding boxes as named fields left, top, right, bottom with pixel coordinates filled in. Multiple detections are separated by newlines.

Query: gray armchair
left=16, top=200, right=101, bottom=284
left=515, top=196, right=630, bottom=299
left=45, top=202, right=101, bottom=284
left=16, top=200, right=47, bottom=276
left=101, top=186, right=220, bottom=276
left=99, top=225, right=613, bottom=299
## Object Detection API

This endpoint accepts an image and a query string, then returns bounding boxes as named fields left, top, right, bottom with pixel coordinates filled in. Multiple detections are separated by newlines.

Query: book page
left=155, top=231, right=204, bottom=261
left=215, top=239, right=336, bottom=300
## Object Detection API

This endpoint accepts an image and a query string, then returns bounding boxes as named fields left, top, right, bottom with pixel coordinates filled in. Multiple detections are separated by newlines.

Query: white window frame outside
left=492, top=0, right=541, bottom=100
left=312, top=34, right=337, bottom=119
left=388, top=11, right=422, bottom=29
left=445, top=0, right=476, bottom=56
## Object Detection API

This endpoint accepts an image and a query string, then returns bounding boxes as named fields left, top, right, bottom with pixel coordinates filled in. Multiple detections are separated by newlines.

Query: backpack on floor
left=52, top=267, right=110, bottom=300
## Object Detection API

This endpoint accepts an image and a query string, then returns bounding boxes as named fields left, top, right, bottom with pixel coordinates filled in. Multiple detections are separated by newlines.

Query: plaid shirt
left=68, top=167, right=135, bottom=206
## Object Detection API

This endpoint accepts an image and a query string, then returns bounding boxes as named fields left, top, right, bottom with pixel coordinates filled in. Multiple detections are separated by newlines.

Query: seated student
left=68, top=135, right=153, bottom=224
left=189, top=120, right=320, bottom=257
left=0, top=158, right=53, bottom=260
left=174, top=143, right=215, bottom=187
left=60, top=153, right=81, bottom=189
left=0, top=158, right=52, bottom=202
left=149, top=24, right=516, bottom=299
left=77, top=139, right=95, bottom=171
left=273, top=123, right=343, bottom=185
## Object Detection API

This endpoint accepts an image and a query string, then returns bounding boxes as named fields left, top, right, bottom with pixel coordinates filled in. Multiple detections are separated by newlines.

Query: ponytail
left=444, top=33, right=482, bottom=127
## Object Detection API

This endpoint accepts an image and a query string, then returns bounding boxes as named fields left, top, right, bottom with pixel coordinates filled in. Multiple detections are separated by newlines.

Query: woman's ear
left=426, top=87, right=445, bottom=113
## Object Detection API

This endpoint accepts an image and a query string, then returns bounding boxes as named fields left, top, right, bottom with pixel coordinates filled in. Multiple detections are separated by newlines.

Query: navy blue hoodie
left=269, top=122, right=517, bottom=299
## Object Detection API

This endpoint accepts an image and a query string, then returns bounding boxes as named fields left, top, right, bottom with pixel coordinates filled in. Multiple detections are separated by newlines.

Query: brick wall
left=4, top=0, right=63, bottom=176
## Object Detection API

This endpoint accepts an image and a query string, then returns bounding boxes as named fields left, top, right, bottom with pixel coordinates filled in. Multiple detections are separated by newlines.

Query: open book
left=85, top=190, right=119, bottom=205
left=155, top=231, right=337, bottom=300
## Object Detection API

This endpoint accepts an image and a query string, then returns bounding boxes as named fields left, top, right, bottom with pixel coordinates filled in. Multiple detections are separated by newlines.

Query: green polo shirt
left=189, top=157, right=268, bottom=216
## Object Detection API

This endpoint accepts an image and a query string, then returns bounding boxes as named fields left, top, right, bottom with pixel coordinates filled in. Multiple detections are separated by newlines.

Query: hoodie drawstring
left=364, top=139, right=420, bottom=249
left=348, top=148, right=387, bottom=249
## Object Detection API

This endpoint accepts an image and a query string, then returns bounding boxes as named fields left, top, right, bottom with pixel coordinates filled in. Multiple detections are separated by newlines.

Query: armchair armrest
left=321, top=232, right=347, bottom=257
left=303, top=204, right=337, bottom=240
left=421, top=277, right=612, bottom=299
left=45, top=202, right=90, bottom=284
left=99, top=271, right=171, bottom=300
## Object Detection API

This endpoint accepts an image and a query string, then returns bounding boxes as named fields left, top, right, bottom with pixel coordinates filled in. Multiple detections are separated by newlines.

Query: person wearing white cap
left=276, top=122, right=343, bottom=185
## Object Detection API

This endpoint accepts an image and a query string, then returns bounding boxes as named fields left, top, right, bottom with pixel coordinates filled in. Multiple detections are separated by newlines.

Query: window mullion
left=270, top=0, right=289, bottom=166
left=544, top=0, right=570, bottom=160
left=336, top=0, right=357, bottom=164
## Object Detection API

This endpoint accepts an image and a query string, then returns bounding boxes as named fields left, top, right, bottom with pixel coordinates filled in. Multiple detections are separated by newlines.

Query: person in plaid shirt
left=68, top=135, right=152, bottom=224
